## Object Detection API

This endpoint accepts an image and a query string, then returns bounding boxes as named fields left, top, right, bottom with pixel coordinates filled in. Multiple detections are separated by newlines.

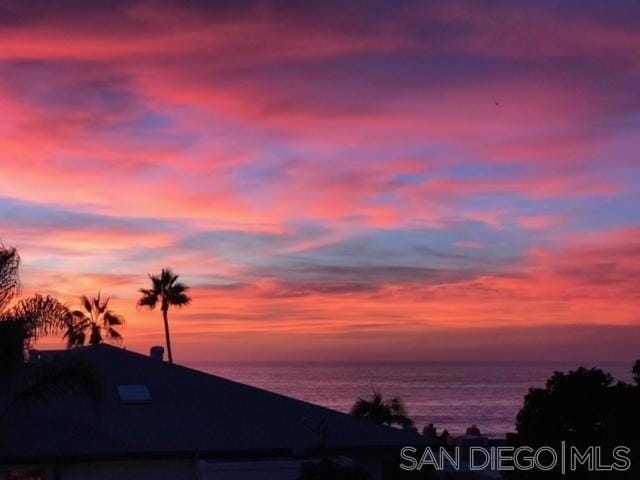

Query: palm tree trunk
left=162, top=307, right=174, bottom=363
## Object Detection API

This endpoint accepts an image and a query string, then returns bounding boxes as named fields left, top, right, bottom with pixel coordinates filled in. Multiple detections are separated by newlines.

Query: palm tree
left=0, top=293, right=72, bottom=377
left=0, top=246, right=70, bottom=375
left=0, top=245, right=101, bottom=428
left=63, top=293, right=125, bottom=348
left=137, top=268, right=191, bottom=363
left=350, top=389, right=414, bottom=428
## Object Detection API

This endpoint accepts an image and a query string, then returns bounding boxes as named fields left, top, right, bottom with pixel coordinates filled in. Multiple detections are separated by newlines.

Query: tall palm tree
left=63, top=293, right=125, bottom=348
left=350, top=389, right=414, bottom=428
left=137, top=268, right=191, bottom=363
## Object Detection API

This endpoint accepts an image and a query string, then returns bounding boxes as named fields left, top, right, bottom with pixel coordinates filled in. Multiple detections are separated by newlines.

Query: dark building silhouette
left=0, top=344, right=428, bottom=479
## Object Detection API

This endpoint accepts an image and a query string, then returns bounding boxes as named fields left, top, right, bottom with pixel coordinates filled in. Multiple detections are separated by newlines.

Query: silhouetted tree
left=509, top=364, right=640, bottom=479
left=0, top=248, right=68, bottom=368
left=350, top=389, right=413, bottom=428
left=0, top=289, right=71, bottom=379
left=633, top=359, right=640, bottom=386
left=137, top=268, right=191, bottom=363
left=63, top=293, right=124, bottom=348
left=516, top=367, right=613, bottom=445
left=0, top=245, right=101, bottom=433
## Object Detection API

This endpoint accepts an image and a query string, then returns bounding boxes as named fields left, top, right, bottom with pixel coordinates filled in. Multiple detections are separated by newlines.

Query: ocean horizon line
left=190, top=359, right=632, bottom=366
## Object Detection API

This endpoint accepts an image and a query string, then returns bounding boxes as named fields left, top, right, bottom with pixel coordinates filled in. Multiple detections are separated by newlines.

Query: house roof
left=1, top=344, right=426, bottom=462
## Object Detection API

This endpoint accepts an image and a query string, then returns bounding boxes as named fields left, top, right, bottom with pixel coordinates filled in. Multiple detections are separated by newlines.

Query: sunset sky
left=1, top=1, right=639, bottom=362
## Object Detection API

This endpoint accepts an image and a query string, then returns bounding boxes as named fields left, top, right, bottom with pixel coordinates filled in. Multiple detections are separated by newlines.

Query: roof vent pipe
left=150, top=345, right=165, bottom=361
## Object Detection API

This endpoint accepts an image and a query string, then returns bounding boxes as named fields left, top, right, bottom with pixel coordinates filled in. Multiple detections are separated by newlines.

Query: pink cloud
left=2, top=1, right=639, bottom=361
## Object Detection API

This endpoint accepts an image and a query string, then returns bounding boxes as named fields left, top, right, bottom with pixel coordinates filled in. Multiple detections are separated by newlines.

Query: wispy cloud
left=2, top=0, right=639, bottom=360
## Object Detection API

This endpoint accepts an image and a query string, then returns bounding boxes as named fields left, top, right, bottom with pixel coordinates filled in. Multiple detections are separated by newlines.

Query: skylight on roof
left=117, top=384, right=151, bottom=404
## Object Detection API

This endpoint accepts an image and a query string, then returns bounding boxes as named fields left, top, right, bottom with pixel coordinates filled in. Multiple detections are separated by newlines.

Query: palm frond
left=349, top=398, right=371, bottom=417
left=150, top=274, right=163, bottom=293
left=350, top=391, right=413, bottom=427
left=104, top=311, right=124, bottom=326
left=0, top=245, right=20, bottom=313
left=95, top=293, right=109, bottom=314
left=71, top=310, right=87, bottom=320
left=106, top=327, right=122, bottom=341
left=160, top=268, right=176, bottom=285
left=137, top=291, right=158, bottom=309
left=167, top=291, right=191, bottom=307
left=63, top=327, right=86, bottom=349
left=80, top=295, right=92, bottom=314
left=169, top=282, right=189, bottom=294
left=5, top=294, right=70, bottom=340
left=389, top=397, right=413, bottom=427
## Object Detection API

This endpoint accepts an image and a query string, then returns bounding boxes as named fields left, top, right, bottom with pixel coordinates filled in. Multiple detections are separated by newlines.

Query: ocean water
left=195, top=361, right=632, bottom=437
